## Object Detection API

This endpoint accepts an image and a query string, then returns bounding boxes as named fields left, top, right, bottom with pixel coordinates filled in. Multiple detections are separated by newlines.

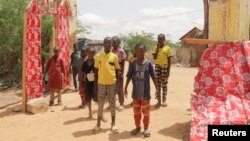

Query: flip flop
left=111, top=126, right=119, bottom=134
left=92, top=126, right=102, bottom=133
left=130, top=127, right=141, bottom=136
left=144, top=129, right=151, bottom=137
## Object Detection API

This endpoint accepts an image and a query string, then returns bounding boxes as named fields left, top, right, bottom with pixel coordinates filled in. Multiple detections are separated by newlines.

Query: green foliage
left=0, top=0, right=89, bottom=83
left=167, top=41, right=181, bottom=49
left=0, top=0, right=29, bottom=83
left=119, top=31, right=156, bottom=56
left=120, top=32, right=180, bottom=56
left=77, top=19, right=91, bottom=37
left=41, top=15, right=54, bottom=72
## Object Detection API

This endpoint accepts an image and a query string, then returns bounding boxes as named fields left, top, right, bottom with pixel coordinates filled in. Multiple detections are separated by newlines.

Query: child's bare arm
left=152, top=76, right=157, bottom=87
left=124, top=62, right=133, bottom=98
left=94, top=68, right=98, bottom=92
left=124, top=78, right=131, bottom=98
left=167, top=57, right=171, bottom=78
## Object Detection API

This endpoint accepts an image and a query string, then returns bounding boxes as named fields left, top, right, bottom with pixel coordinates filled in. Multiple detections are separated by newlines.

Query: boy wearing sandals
left=124, top=43, right=157, bottom=137
left=45, top=47, right=65, bottom=106
left=153, top=34, right=172, bottom=108
left=93, top=37, right=120, bottom=133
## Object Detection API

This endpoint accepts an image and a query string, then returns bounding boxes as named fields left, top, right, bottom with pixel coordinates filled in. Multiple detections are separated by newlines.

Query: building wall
left=179, top=28, right=203, bottom=66
left=180, top=28, right=201, bottom=48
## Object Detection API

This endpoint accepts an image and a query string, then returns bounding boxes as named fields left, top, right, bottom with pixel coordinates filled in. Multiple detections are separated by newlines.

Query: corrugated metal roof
left=86, top=40, right=103, bottom=45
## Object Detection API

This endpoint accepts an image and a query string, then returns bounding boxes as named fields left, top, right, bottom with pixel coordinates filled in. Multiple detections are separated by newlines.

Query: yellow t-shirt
left=127, top=55, right=136, bottom=63
left=94, top=52, right=120, bottom=85
left=154, top=45, right=172, bottom=67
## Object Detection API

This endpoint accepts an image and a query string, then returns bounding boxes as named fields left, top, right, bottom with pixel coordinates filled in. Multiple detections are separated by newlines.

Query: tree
left=41, top=15, right=54, bottom=72
left=0, top=0, right=90, bottom=84
left=0, top=0, right=29, bottom=83
left=166, top=41, right=181, bottom=49
left=77, top=19, right=91, bottom=37
left=119, top=31, right=156, bottom=56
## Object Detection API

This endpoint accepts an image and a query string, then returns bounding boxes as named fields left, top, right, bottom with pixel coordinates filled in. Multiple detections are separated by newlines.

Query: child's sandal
left=130, top=127, right=141, bottom=136
left=111, top=126, right=119, bottom=134
left=144, top=129, right=151, bottom=137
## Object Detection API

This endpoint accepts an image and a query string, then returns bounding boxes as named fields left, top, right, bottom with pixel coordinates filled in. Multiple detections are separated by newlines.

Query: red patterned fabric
left=25, top=0, right=43, bottom=100
left=24, top=0, right=70, bottom=100
left=55, top=3, right=70, bottom=87
left=190, top=41, right=250, bottom=141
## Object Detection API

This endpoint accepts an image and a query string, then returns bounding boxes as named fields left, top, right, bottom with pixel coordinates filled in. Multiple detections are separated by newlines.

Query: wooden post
left=209, top=0, right=249, bottom=41
left=68, top=0, right=77, bottom=46
left=22, top=10, right=28, bottom=112
left=68, top=0, right=77, bottom=88
left=183, top=38, right=228, bottom=45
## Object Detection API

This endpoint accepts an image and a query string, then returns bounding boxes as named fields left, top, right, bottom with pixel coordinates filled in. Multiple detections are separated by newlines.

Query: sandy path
left=0, top=65, right=197, bottom=141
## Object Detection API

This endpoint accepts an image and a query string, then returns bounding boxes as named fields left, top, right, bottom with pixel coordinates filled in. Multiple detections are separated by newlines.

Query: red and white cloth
left=24, top=0, right=70, bottom=100
left=55, top=2, right=70, bottom=87
left=190, top=41, right=250, bottom=141
left=25, top=0, right=43, bottom=100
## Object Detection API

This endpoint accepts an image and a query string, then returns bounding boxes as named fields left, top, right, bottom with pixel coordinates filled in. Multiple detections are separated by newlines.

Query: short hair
left=112, top=36, right=121, bottom=44
left=158, top=33, right=166, bottom=40
left=86, top=47, right=96, bottom=54
left=80, top=47, right=86, bottom=52
left=73, top=43, right=78, bottom=48
left=104, top=37, right=112, bottom=41
left=134, top=42, right=146, bottom=51
left=53, top=47, right=61, bottom=51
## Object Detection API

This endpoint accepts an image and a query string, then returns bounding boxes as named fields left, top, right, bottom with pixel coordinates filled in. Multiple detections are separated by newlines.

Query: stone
left=27, top=98, right=49, bottom=114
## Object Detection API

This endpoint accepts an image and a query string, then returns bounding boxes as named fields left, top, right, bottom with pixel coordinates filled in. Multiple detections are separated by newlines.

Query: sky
left=77, top=0, right=204, bottom=42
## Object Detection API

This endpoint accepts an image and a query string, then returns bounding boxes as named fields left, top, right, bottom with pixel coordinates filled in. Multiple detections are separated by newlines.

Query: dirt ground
left=0, top=65, right=197, bottom=141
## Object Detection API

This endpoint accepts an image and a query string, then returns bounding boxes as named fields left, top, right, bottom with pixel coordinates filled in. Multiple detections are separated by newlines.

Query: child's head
left=80, top=48, right=86, bottom=58
left=157, top=33, right=166, bottom=46
left=53, top=47, right=61, bottom=57
left=112, top=36, right=121, bottom=48
left=134, top=43, right=146, bottom=60
left=103, top=37, right=112, bottom=53
left=87, top=47, right=96, bottom=59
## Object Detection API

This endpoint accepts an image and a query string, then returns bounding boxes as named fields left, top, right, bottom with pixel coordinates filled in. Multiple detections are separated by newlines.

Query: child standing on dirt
left=45, top=47, right=65, bottom=106
left=112, top=36, right=126, bottom=111
left=82, top=48, right=96, bottom=118
left=124, top=43, right=157, bottom=137
left=127, top=53, right=136, bottom=107
left=153, top=34, right=172, bottom=108
left=78, top=48, right=87, bottom=108
left=93, top=37, right=120, bottom=133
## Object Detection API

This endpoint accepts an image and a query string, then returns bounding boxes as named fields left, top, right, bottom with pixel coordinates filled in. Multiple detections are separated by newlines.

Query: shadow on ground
left=158, top=121, right=191, bottom=141
left=64, top=117, right=96, bottom=125
left=0, top=107, right=31, bottom=118
left=72, top=128, right=110, bottom=138
left=108, top=131, right=143, bottom=141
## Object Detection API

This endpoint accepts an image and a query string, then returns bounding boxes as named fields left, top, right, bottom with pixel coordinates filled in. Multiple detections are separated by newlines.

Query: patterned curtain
left=24, top=0, right=70, bottom=100
left=55, top=2, right=70, bottom=87
left=190, top=41, right=250, bottom=140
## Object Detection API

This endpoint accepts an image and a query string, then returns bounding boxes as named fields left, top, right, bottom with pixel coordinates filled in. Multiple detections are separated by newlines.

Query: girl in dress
left=82, top=48, right=96, bottom=118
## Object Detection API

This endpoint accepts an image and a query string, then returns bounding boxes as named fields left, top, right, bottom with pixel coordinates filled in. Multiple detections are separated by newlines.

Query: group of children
left=46, top=33, right=172, bottom=138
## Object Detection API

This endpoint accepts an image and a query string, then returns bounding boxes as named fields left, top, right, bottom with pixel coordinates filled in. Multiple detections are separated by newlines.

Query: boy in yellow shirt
left=93, top=37, right=120, bottom=133
left=153, top=34, right=172, bottom=108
